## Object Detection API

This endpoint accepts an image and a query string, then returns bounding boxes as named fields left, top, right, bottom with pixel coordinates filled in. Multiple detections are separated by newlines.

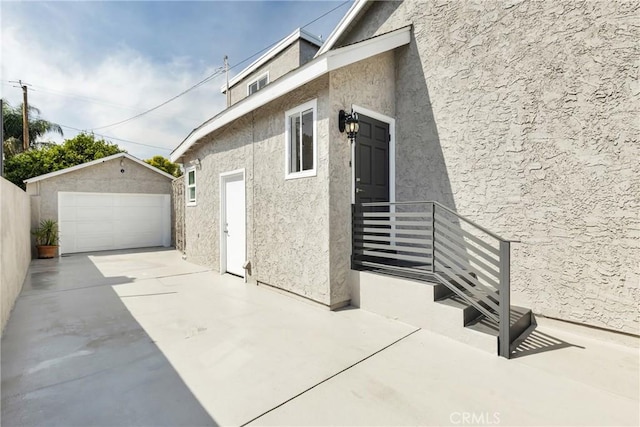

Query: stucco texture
left=1, top=178, right=31, bottom=334
left=26, top=157, right=173, bottom=240
left=183, top=77, right=333, bottom=305
left=229, top=40, right=319, bottom=106
left=328, top=51, right=396, bottom=305
left=338, top=0, right=640, bottom=334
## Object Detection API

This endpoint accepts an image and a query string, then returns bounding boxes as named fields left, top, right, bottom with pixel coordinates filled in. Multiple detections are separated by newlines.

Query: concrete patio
left=1, top=248, right=638, bottom=426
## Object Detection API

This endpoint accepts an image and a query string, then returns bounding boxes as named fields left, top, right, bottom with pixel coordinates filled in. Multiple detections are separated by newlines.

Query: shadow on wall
left=395, top=36, right=456, bottom=211
left=1, top=252, right=218, bottom=427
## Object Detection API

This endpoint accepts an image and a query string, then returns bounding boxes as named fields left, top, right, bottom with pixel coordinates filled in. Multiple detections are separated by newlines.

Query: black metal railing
left=352, top=201, right=512, bottom=358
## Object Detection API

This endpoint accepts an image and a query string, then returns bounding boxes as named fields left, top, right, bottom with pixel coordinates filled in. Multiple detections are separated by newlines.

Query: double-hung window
left=186, top=167, right=196, bottom=206
left=247, top=72, right=269, bottom=95
left=285, top=99, right=317, bottom=179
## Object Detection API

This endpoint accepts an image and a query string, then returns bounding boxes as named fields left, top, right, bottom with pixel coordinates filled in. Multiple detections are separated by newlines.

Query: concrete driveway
left=2, top=248, right=638, bottom=426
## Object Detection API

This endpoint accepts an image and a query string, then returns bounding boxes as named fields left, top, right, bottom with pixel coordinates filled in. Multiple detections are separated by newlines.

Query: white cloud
left=1, top=22, right=227, bottom=160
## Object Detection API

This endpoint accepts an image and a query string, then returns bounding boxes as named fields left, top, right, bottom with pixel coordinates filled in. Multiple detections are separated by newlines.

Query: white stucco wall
left=1, top=178, right=31, bottom=334
left=183, top=77, right=333, bottom=306
left=26, top=157, right=173, bottom=254
left=328, top=51, right=397, bottom=306
left=337, top=0, right=640, bottom=334
left=229, top=40, right=319, bottom=106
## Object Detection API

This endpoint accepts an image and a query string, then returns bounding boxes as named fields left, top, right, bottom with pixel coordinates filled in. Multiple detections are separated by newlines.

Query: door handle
left=356, top=188, right=364, bottom=193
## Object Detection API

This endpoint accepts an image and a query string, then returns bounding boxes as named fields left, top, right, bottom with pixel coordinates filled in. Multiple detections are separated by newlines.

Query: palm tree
left=2, top=99, right=63, bottom=157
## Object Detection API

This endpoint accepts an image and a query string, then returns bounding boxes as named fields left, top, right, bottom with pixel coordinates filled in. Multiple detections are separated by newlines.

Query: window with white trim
left=186, top=167, right=196, bottom=206
left=285, top=99, right=317, bottom=179
left=247, top=72, right=269, bottom=95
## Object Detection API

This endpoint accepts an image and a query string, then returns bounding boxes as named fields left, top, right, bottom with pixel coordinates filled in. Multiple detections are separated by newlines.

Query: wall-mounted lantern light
left=339, top=109, right=359, bottom=143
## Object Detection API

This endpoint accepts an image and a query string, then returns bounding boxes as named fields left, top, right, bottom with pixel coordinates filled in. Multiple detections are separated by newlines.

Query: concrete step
left=350, top=267, right=535, bottom=357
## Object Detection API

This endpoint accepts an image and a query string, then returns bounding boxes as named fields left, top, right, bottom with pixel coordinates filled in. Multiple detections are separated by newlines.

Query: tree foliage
left=145, top=155, right=182, bottom=177
left=2, top=99, right=63, bottom=156
left=4, top=133, right=124, bottom=189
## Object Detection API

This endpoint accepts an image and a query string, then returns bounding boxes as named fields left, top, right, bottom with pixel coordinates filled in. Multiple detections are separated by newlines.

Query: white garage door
left=58, top=192, right=171, bottom=254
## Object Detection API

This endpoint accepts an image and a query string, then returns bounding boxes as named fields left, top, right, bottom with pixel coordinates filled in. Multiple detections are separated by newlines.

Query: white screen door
left=221, top=171, right=245, bottom=277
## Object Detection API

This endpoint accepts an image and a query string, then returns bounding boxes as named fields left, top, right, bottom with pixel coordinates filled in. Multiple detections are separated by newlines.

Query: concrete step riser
left=351, top=271, right=497, bottom=354
left=352, top=270, right=535, bottom=356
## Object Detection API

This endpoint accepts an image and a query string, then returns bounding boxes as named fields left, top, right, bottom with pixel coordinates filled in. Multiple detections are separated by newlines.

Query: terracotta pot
left=36, top=245, right=58, bottom=259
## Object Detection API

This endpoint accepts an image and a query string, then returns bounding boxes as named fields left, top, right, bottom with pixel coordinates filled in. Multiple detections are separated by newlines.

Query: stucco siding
left=336, top=0, right=640, bottom=333
left=299, top=39, right=319, bottom=67
left=26, top=157, right=173, bottom=240
left=184, top=77, right=332, bottom=305
left=229, top=41, right=303, bottom=106
left=328, top=51, right=396, bottom=306
left=183, top=116, right=254, bottom=270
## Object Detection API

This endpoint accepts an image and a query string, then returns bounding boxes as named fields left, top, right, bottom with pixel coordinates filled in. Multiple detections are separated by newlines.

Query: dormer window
left=247, top=72, right=269, bottom=95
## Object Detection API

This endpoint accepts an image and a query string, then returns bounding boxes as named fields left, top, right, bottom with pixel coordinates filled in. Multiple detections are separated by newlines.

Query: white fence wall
left=1, top=177, right=31, bottom=334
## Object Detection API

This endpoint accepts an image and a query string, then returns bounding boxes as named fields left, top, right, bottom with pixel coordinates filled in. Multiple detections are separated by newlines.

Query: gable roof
left=220, top=28, right=323, bottom=94
left=315, top=0, right=371, bottom=57
left=24, top=152, right=176, bottom=184
left=172, top=25, right=411, bottom=163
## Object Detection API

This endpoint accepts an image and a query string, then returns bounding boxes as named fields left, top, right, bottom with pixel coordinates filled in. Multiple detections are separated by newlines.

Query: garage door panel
left=74, top=194, right=114, bottom=207
left=59, top=192, right=169, bottom=254
left=117, top=233, right=158, bottom=248
left=75, top=207, right=114, bottom=221
left=118, top=220, right=158, bottom=234
left=58, top=205, right=78, bottom=221
left=116, top=206, right=160, bottom=220
left=115, top=196, right=163, bottom=208
left=76, top=236, right=115, bottom=252
left=75, top=221, right=115, bottom=234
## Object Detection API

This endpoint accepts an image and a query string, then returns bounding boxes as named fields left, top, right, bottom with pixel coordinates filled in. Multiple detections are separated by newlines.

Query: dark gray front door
left=355, top=114, right=390, bottom=204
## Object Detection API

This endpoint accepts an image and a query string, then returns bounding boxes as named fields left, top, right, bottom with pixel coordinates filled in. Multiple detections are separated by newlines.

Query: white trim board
left=284, top=98, right=318, bottom=180
left=221, top=28, right=323, bottom=94
left=172, top=26, right=411, bottom=163
left=315, top=0, right=370, bottom=57
left=219, top=169, right=246, bottom=278
left=25, top=152, right=175, bottom=184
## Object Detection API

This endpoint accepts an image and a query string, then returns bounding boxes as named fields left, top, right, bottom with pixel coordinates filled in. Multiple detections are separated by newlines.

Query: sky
left=0, top=1, right=349, bottom=160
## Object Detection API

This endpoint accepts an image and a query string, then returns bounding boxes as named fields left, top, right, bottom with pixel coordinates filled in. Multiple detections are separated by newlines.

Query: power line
left=3, top=2, right=351, bottom=138
left=90, top=66, right=225, bottom=131
left=226, top=0, right=350, bottom=74
left=28, top=84, right=204, bottom=123
left=87, top=0, right=350, bottom=132
left=58, top=124, right=171, bottom=151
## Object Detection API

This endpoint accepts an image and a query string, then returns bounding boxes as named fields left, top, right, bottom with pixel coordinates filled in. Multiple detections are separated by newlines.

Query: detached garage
left=25, top=153, right=175, bottom=255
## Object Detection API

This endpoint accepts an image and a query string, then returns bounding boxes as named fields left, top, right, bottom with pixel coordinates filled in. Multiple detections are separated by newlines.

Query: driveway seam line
left=17, top=271, right=211, bottom=298
left=239, top=327, right=422, bottom=427
left=18, top=283, right=118, bottom=297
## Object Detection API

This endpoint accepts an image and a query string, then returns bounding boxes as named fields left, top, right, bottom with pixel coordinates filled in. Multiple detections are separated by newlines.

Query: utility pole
left=21, top=80, right=29, bottom=151
left=224, top=55, right=230, bottom=108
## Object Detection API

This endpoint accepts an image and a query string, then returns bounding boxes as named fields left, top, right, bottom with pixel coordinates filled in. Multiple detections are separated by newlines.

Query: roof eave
left=171, top=25, right=411, bottom=163
left=315, top=0, right=370, bottom=57
left=220, top=28, right=324, bottom=94
left=24, top=152, right=175, bottom=184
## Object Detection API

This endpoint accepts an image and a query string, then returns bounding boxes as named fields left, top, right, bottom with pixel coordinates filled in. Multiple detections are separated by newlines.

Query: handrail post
left=499, top=240, right=511, bottom=358
left=351, top=203, right=357, bottom=270
left=431, top=202, right=436, bottom=273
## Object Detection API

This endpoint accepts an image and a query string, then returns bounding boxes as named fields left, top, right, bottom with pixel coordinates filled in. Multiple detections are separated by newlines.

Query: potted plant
left=33, top=219, right=59, bottom=259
